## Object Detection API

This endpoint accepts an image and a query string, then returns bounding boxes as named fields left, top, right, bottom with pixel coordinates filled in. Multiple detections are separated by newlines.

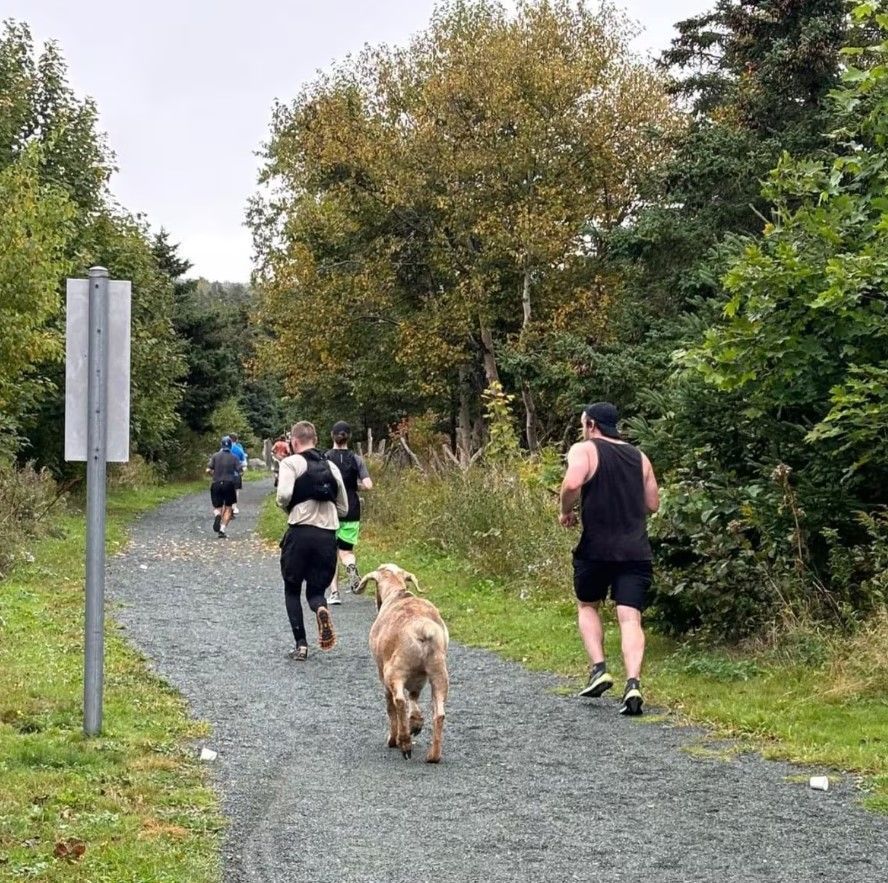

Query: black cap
left=583, top=402, right=621, bottom=439
left=331, top=421, right=351, bottom=436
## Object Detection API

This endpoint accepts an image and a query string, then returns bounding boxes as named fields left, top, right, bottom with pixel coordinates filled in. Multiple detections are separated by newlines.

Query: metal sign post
left=65, top=267, right=131, bottom=737
left=84, top=267, right=109, bottom=736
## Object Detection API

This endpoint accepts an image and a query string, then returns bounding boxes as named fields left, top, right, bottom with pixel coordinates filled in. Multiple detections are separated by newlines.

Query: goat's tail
left=411, top=619, right=448, bottom=655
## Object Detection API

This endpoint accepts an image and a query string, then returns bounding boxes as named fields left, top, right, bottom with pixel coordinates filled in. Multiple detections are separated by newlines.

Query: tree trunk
left=457, top=367, right=472, bottom=468
left=472, top=414, right=486, bottom=452
left=478, top=322, right=500, bottom=386
left=449, top=385, right=458, bottom=454
left=521, top=382, right=539, bottom=452
left=519, top=267, right=540, bottom=451
left=522, top=267, right=532, bottom=326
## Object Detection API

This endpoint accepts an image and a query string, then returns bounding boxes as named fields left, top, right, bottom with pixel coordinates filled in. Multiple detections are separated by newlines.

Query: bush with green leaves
left=628, top=4, right=888, bottom=637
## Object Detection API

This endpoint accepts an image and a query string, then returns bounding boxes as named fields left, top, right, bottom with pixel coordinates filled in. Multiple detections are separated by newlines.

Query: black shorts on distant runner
left=211, top=480, right=237, bottom=508
left=572, top=558, right=652, bottom=611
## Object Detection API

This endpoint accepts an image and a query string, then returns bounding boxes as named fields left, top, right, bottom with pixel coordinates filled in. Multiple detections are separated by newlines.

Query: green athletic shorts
left=336, top=520, right=360, bottom=550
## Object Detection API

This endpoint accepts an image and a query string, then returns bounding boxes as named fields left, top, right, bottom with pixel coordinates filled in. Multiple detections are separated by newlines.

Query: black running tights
left=279, top=524, right=337, bottom=644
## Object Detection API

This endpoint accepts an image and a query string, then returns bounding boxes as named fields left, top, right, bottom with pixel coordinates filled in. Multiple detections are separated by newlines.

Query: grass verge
left=259, top=493, right=887, bottom=813
left=0, top=482, right=222, bottom=881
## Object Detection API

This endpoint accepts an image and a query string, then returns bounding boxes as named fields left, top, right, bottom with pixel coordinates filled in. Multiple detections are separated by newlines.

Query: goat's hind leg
left=425, top=664, right=448, bottom=764
left=408, top=688, right=424, bottom=736
left=387, top=677, right=412, bottom=758
left=385, top=687, right=398, bottom=748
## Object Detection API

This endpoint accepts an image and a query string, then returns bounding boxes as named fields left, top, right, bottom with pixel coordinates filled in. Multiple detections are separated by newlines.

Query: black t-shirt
left=325, top=448, right=364, bottom=521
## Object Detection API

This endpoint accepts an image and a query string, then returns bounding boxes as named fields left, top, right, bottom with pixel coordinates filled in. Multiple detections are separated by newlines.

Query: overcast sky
left=8, top=1, right=707, bottom=281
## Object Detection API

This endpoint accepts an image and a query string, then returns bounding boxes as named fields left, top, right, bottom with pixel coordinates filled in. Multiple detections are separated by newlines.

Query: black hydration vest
left=576, top=440, right=652, bottom=562
left=325, top=448, right=360, bottom=521
left=288, top=449, right=338, bottom=511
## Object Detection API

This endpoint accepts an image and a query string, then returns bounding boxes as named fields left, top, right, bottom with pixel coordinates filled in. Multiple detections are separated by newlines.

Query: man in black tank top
left=559, top=402, right=660, bottom=715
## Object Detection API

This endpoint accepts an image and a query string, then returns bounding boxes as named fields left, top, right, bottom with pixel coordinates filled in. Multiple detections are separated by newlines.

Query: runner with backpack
left=276, top=421, right=349, bottom=660
left=325, top=420, right=373, bottom=605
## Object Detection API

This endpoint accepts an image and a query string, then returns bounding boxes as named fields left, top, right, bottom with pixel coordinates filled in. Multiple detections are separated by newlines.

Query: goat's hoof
left=425, top=754, right=441, bottom=764
left=387, top=735, right=398, bottom=748
left=402, top=749, right=412, bottom=759
left=410, top=721, right=424, bottom=736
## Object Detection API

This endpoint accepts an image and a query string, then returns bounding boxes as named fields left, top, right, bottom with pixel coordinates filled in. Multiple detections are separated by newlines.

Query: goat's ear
left=356, top=571, right=379, bottom=595
left=404, top=571, right=423, bottom=593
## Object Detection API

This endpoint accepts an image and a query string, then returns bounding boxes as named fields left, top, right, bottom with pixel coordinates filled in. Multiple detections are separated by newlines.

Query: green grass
left=0, top=482, right=222, bottom=881
left=260, top=494, right=887, bottom=813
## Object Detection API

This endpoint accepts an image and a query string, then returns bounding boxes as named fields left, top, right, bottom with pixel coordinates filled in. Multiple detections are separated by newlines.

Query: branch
left=399, top=436, right=427, bottom=473
left=441, top=443, right=461, bottom=466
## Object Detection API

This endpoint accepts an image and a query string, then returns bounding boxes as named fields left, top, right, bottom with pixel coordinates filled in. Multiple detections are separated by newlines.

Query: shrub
left=0, top=464, right=64, bottom=579
left=367, top=461, right=574, bottom=599
left=107, top=454, right=162, bottom=489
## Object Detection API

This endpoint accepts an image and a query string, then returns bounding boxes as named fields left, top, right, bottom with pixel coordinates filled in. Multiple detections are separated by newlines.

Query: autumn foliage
left=249, top=0, right=679, bottom=452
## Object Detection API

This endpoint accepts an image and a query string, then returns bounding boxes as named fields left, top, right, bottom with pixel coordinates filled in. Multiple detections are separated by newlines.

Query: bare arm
left=642, top=453, right=660, bottom=514
left=559, top=443, right=595, bottom=526
left=357, top=456, right=373, bottom=490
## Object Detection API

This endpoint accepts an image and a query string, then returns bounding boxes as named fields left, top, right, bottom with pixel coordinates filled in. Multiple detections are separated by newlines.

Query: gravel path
left=109, top=480, right=887, bottom=883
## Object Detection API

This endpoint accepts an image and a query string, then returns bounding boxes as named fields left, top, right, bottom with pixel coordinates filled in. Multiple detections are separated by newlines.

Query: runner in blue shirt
left=229, top=433, right=248, bottom=515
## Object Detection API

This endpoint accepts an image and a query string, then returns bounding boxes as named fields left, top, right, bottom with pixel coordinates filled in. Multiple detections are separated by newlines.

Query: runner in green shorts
left=325, top=421, right=373, bottom=604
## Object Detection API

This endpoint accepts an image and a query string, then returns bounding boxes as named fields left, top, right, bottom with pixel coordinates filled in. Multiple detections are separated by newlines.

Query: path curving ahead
left=109, top=480, right=886, bottom=883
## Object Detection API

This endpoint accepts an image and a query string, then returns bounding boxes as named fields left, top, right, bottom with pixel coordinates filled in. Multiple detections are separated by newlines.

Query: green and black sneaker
left=619, top=678, right=644, bottom=716
left=579, top=664, right=614, bottom=698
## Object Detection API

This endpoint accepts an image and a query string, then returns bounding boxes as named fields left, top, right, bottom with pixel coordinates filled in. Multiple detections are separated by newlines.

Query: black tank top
left=576, top=439, right=652, bottom=562
left=325, top=448, right=360, bottom=521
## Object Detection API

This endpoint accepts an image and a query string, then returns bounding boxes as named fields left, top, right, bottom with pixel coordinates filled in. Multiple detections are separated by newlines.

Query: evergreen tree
left=610, top=0, right=848, bottom=312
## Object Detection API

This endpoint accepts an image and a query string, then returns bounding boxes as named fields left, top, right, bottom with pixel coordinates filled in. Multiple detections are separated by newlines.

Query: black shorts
left=234, top=473, right=243, bottom=490
left=572, top=559, right=652, bottom=611
left=211, top=480, right=237, bottom=508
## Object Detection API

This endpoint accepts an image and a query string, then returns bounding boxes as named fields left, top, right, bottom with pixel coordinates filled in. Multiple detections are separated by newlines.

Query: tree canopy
left=250, top=0, right=679, bottom=451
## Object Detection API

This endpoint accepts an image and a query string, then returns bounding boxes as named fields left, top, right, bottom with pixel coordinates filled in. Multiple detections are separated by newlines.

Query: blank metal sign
left=64, top=278, right=131, bottom=463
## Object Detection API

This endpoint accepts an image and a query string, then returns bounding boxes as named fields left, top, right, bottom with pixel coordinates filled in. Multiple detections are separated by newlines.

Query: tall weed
left=0, top=464, right=64, bottom=579
left=367, top=462, right=574, bottom=598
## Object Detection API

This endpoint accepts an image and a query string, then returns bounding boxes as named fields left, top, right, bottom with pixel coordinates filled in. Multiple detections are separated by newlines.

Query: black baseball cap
left=331, top=421, right=351, bottom=436
left=583, top=402, right=621, bottom=438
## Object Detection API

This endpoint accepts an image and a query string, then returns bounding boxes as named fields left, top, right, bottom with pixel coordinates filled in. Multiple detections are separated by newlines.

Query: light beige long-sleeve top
left=276, top=451, right=349, bottom=529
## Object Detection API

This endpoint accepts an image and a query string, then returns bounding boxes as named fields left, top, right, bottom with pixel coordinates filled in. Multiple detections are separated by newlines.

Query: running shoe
left=218, top=527, right=228, bottom=540
left=329, top=588, right=342, bottom=606
left=579, top=666, right=614, bottom=698
left=212, top=514, right=221, bottom=533
left=287, top=644, right=308, bottom=661
left=316, top=606, right=336, bottom=650
left=619, top=679, right=644, bottom=716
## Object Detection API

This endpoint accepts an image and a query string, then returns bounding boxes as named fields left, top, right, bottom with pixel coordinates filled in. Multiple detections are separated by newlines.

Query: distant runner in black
left=324, top=420, right=373, bottom=605
left=206, top=436, right=242, bottom=539
left=559, top=402, right=660, bottom=715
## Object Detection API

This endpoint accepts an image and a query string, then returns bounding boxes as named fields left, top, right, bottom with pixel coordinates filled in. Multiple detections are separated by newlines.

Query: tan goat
left=356, top=564, right=449, bottom=763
